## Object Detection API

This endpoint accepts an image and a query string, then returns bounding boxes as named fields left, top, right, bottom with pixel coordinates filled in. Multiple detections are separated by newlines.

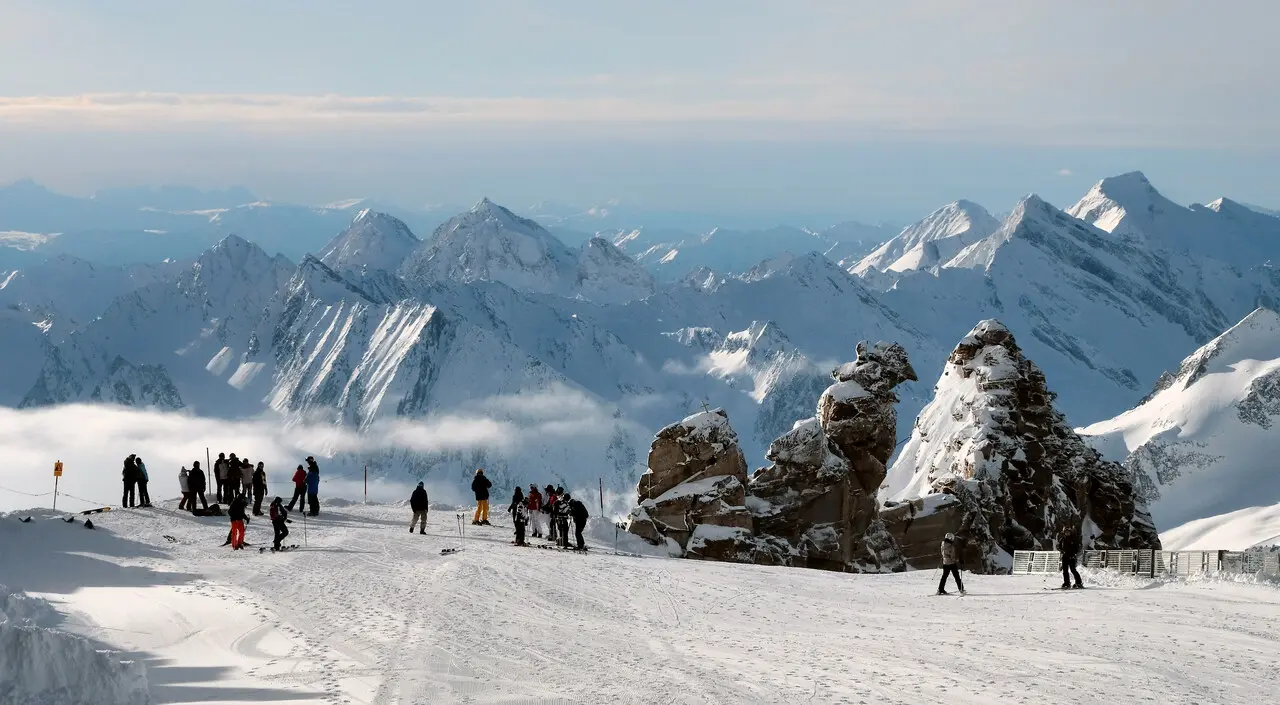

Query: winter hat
left=272, top=496, right=282, bottom=504
left=417, top=481, right=424, bottom=488
left=475, top=468, right=484, bottom=474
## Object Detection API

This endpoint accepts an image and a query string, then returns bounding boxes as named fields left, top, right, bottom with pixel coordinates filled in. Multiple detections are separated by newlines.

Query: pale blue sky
left=1, top=0, right=1277, bottom=220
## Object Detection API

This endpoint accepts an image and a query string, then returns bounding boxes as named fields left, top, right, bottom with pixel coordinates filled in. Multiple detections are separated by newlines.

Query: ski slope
left=2, top=500, right=1278, bottom=705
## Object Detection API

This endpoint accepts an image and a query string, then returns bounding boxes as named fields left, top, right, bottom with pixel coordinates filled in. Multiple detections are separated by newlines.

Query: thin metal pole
left=599, top=477, right=604, bottom=516
left=53, top=476, right=59, bottom=511
left=364, top=464, right=368, bottom=504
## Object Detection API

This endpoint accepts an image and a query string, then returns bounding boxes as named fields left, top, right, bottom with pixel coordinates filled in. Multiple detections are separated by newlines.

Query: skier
left=567, top=492, right=590, bottom=550
left=121, top=455, right=139, bottom=508
left=938, top=533, right=965, bottom=595
left=135, top=456, right=152, bottom=507
left=305, top=457, right=320, bottom=517
left=287, top=464, right=307, bottom=511
left=1060, top=528, right=1084, bottom=590
left=470, top=468, right=492, bottom=526
left=252, top=462, right=268, bottom=516
left=240, top=459, right=253, bottom=500
left=508, top=486, right=528, bottom=546
left=178, top=466, right=192, bottom=511
left=188, top=461, right=209, bottom=512
left=526, top=484, right=544, bottom=539
left=544, top=484, right=558, bottom=542
left=269, top=497, right=292, bottom=550
left=409, top=482, right=429, bottom=534
left=213, top=453, right=228, bottom=503
left=553, top=491, right=572, bottom=548
left=228, top=493, right=249, bottom=550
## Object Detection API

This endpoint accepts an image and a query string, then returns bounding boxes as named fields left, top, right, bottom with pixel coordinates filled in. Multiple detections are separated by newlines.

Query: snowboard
left=81, top=507, right=112, bottom=515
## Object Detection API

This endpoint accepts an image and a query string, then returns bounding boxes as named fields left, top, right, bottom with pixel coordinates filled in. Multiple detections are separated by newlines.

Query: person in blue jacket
left=135, top=455, right=152, bottom=507
left=305, top=457, right=321, bottom=516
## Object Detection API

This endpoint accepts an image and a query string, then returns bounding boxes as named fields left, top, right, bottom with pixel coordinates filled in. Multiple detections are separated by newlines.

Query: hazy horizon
left=3, top=1, right=1278, bottom=222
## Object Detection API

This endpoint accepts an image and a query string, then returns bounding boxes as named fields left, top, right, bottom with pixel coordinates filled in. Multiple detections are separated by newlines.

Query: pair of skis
left=259, top=544, right=300, bottom=553
left=441, top=513, right=467, bottom=555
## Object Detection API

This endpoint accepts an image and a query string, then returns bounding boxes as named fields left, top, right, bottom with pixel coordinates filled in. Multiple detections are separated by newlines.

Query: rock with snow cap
left=885, top=319, right=1160, bottom=573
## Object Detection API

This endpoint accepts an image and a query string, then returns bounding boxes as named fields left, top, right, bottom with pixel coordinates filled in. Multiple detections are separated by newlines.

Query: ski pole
left=302, top=508, right=308, bottom=547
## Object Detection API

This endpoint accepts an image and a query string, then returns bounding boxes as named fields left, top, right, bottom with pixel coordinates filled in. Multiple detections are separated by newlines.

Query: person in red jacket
left=286, top=464, right=307, bottom=511
left=526, top=484, right=544, bottom=539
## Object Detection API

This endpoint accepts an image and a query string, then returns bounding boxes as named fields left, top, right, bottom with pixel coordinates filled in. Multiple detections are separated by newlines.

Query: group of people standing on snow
left=409, top=469, right=592, bottom=550
left=167, top=454, right=321, bottom=551
left=936, top=526, right=1086, bottom=595
left=494, top=471, right=590, bottom=550
left=121, top=454, right=153, bottom=508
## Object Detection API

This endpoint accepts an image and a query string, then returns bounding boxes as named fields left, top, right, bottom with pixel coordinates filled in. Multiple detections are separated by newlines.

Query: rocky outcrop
left=626, top=409, right=755, bottom=559
left=885, top=320, right=1160, bottom=573
left=626, top=342, right=917, bottom=572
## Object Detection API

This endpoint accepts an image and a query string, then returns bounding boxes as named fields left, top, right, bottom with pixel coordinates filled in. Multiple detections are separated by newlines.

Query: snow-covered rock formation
left=626, top=409, right=755, bottom=558
left=318, top=209, right=420, bottom=276
left=1081, top=307, right=1280, bottom=535
left=852, top=200, right=999, bottom=276
left=628, top=342, right=917, bottom=572
left=884, top=320, right=1160, bottom=572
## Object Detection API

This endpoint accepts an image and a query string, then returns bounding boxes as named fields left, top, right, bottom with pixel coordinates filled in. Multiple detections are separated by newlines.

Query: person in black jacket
left=552, top=492, right=572, bottom=548
left=566, top=493, right=590, bottom=550
left=1060, top=528, right=1084, bottom=589
left=269, top=497, right=292, bottom=550
left=508, top=487, right=528, bottom=546
left=121, top=455, right=140, bottom=508
left=251, top=462, right=268, bottom=516
left=470, top=469, right=492, bottom=526
left=409, top=482, right=429, bottom=534
left=188, top=461, right=209, bottom=512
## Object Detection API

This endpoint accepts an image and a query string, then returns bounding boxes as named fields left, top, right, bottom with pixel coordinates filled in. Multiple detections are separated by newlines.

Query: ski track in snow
left=3, top=502, right=1279, bottom=705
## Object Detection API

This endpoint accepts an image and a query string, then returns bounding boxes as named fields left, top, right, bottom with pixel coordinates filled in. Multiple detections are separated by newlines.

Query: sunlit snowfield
left=3, top=502, right=1276, bottom=705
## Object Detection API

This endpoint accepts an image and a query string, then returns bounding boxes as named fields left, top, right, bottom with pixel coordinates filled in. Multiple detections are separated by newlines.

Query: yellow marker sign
left=54, top=461, right=63, bottom=477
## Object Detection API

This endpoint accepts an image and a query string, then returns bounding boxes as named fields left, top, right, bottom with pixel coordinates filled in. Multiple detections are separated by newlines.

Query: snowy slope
left=0, top=256, right=186, bottom=338
left=574, top=236, right=656, bottom=304
left=2, top=502, right=1278, bottom=705
left=20, top=236, right=295, bottom=415
left=1081, top=307, right=1280, bottom=531
left=1161, top=503, right=1280, bottom=550
left=318, top=209, right=420, bottom=276
left=852, top=200, right=1000, bottom=276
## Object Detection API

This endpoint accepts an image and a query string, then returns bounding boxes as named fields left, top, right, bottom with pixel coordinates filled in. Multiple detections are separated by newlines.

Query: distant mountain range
left=3, top=172, right=1279, bottom=539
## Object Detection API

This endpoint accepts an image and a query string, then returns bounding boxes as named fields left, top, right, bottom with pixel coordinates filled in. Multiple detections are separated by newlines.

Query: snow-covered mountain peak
left=741, top=251, right=842, bottom=283
left=1163, top=307, right=1280, bottom=390
left=1067, top=171, right=1183, bottom=238
left=399, top=199, right=577, bottom=295
left=318, top=209, right=419, bottom=275
left=852, top=199, right=999, bottom=275
left=575, top=237, right=656, bottom=304
left=721, top=320, right=791, bottom=355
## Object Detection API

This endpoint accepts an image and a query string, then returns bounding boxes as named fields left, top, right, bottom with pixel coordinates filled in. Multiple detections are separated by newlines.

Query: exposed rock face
left=626, top=409, right=754, bottom=559
left=885, top=320, right=1160, bottom=573
left=626, top=342, right=917, bottom=572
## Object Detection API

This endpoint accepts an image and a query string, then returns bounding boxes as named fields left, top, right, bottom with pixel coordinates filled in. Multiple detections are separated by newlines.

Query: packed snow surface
left=2, top=502, right=1278, bottom=704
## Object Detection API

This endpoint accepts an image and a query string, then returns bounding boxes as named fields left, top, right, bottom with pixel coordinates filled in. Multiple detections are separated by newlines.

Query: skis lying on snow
left=440, top=547, right=463, bottom=555
left=530, top=543, right=589, bottom=553
left=1045, top=586, right=1086, bottom=591
left=81, top=507, right=112, bottom=515
left=162, top=535, right=177, bottom=543
left=260, top=545, right=300, bottom=553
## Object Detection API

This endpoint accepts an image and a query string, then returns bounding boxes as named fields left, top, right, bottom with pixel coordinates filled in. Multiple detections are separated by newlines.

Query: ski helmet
left=944, top=532, right=955, bottom=541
